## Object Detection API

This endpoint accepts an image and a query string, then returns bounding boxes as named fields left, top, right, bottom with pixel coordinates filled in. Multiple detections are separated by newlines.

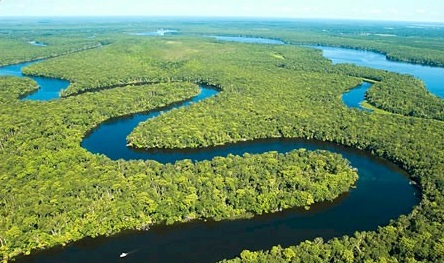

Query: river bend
left=1, top=42, right=422, bottom=263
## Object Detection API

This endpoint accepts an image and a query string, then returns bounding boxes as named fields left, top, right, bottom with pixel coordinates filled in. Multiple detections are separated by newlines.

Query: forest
left=0, top=18, right=443, bottom=263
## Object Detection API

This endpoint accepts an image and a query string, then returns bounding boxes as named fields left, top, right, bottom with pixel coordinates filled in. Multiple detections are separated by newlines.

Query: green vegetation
left=10, top=19, right=444, bottom=120
left=0, top=79, right=356, bottom=261
left=0, top=77, right=38, bottom=102
left=0, top=19, right=443, bottom=263
left=283, top=33, right=444, bottom=67
left=0, top=39, right=358, bottom=261
left=182, top=20, right=444, bottom=67
left=365, top=75, right=444, bottom=120
left=279, top=58, right=444, bottom=121
left=0, top=37, right=105, bottom=67
left=21, top=38, right=174, bottom=96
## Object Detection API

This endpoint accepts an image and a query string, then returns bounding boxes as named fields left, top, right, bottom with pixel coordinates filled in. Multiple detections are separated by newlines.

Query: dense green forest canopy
left=0, top=18, right=443, bottom=262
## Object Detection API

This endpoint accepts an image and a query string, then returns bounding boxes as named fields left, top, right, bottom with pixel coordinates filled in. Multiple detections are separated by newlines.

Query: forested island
left=0, top=18, right=443, bottom=263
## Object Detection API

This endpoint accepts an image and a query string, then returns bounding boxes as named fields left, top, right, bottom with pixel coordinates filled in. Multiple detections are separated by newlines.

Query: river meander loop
left=2, top=48, right=421, bottom=263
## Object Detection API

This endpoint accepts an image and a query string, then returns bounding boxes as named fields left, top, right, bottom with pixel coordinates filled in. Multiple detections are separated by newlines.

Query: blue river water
left=20, top=85, right=419, bottom=263
left=342, top=82, right=374, bottom=111
left=315, top=46, right=444, bottom=99
left=0, top=60, right=70, bottom=101
left=3, top=37, right=431, bottom=263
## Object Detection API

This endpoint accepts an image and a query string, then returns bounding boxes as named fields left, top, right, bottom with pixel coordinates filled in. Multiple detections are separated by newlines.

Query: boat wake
left=120, top=249, right=138, bottom=258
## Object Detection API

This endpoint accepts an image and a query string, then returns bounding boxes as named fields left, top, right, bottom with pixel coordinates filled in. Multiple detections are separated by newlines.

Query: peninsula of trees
left=0, top=19, right=443, bottom=263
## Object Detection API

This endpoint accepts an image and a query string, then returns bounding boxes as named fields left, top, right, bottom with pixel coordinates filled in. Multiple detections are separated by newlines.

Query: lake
left=315, top=45, right=444, bottom=99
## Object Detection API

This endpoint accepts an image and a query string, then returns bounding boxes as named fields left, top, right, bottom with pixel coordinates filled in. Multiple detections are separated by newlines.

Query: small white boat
left=120, top=252, right=128, bottom=258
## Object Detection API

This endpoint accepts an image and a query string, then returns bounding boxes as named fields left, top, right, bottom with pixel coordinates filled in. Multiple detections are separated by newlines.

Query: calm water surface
left=315, top=46, right=444, bottom=99
left=22, top=86, right=417, bottom=263
left=7, top=37, right=428, bottom=263
left=0, top=60, right=69, bottom=101
left=342, top=82, right=373, bottom=111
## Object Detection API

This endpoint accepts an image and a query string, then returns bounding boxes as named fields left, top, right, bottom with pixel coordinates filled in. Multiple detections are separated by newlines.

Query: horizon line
left=0, top=15, right=444, bottom=24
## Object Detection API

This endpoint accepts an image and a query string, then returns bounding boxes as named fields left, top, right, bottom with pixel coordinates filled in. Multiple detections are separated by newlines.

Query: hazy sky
left=1, top=0, right=443, bottom=22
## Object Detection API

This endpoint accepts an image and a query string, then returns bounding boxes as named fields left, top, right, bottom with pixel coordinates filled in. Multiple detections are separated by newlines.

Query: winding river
left=20, top=84, right=420, bottom=263
left=2, top=39, right=431, bottom=263
left=0, top=60, right=69, bottom=101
